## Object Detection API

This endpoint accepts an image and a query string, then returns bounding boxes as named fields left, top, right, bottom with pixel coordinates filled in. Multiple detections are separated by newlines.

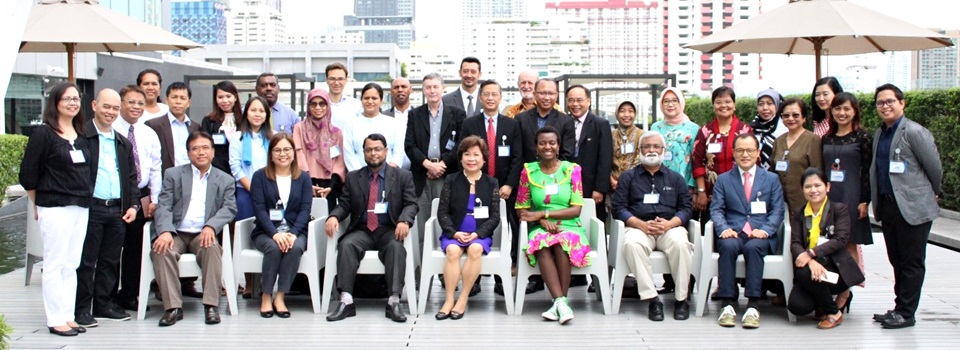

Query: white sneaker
left=556, top=297, right=574, bottom=325
left=541, top=301, right=559, bottom=321
left=742, top=307, right=760, bottom=329
left=718, top=305, right=736, bottom=327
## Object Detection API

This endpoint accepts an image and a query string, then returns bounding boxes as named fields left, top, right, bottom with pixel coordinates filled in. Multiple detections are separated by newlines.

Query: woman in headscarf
left=750, top=88, right=788, bottom=170
left=292, top=88, right=347, bottom=210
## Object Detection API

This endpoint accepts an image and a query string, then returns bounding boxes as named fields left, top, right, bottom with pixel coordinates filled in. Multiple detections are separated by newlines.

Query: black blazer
left=790, top=201, right=865, bottom=288
left=83, top=120, right=141, bottom=211
left=250, top=169, right=313, bottom=239
left=515, top=108, right=576, bottom=163
left=458, top=113, right=523, bottom=189
left=328, top=165, right=419, bottom=234
left=200, top=116, right=231, bottom=175
left=437, top=172, right=501, bottom=239
left=571, top=112, right=613, bottom=195
left=404, top=103, right=466, bottom=195
left=145, top=114, right=201, bottom=173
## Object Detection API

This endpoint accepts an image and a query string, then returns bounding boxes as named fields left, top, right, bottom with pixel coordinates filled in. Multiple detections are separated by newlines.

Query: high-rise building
left=462, top=0, right=526, bottom=20
left=886, top=51, right=912, bottom=90
left=171, top=0, right=229, bottom=45
left=343, top=0, right=415, bottom=49
left=911, top=30, right=960, bottom=90
left=462, top=18, right=590, bottom=84
left=229, top=0, right=291, bottom=45
left=316, top=31, right=366, bottom=45
left=99, top=0, right=164, bottom=27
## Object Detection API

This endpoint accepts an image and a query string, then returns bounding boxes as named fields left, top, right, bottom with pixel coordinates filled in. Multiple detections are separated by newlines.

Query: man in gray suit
left=441, top=57, right=482, bottom=117
left=870, top=84, right=942, bottom=329
left=150, top=131, right=238, bottom=327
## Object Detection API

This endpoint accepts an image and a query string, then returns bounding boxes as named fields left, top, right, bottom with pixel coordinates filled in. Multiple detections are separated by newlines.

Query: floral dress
left=516, top=161, right=591, bottom=267
left=650, top=120, right=700, bottom=188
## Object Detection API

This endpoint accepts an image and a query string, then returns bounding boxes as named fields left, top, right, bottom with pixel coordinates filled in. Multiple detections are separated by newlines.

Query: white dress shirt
left=168, top=113, right=193, bottom=167
left=330, top=95, right=363, bottom=131
left=459, top=87, right=479, bottom=115
left=342, top=113, right=405, bottom=171
left=114, top=116, right=163, bottom=203
left=140, top=103, right=169, bottom=122
left=177, top=165, right=210, bottom=233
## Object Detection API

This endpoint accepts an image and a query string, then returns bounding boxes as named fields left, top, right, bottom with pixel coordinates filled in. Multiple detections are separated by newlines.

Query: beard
left=366, top=158, right=384, bottom=169
left=641, top=153, right=663, bottom=167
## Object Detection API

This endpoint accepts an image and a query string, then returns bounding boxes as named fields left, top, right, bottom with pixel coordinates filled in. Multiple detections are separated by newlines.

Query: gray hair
left=422, top=72, right=444, bottom=86
left=639, top=130, right=666, bottom=149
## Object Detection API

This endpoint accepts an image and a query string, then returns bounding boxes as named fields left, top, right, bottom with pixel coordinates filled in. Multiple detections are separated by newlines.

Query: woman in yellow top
left=788, top=168, right=864, bottom=329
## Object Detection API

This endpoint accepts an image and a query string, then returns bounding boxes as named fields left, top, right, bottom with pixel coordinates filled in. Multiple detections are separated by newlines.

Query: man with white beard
left=611, top=130, right=694, bottom=322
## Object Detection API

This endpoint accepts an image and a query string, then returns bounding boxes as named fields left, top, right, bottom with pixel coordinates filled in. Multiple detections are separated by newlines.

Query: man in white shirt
left=384, top=77, right=413, bottom=169
left=442, top=57, right=482, bottom=117
left=326, top=62, right=363, bottom=129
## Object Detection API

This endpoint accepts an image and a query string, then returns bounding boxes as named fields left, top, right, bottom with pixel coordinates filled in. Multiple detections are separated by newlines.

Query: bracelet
left=806, top=249, right=817, bottom=258
left=545, top=210, right=550, bottom=219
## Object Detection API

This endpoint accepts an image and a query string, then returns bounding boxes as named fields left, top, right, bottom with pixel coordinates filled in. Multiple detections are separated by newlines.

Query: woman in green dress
left=516, top=126, right=590, bottom=325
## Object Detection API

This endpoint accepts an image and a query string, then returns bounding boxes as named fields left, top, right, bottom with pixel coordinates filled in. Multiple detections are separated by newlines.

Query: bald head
left=517, top=70, right=537, bottom=100
left=390, top=77, right=412, bottom=109
left=93, top=88, right=121, bottom=129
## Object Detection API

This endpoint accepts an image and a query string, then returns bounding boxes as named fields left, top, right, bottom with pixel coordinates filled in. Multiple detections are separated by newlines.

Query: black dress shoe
left=49, top=326, right=78, bottom=337
left=204, top=306, right=221, bottom=325
left=881, top=313, right=916, bottom=329
left=326, top=302, right=356, bottom=321
left=385, top=303, right=407, bottom=323
left=116, top=298, right=138, bottom=311
left=525, top=280, right=544, bottom=294
left=587, top=284, right=596, bottom=293
left=450, top=310, right=465, bottom=320
left=260, top=309, right=274, bottom=318
left=158, top=308, right=183, bottom=327
left=93, top=306, right=131, bottom=321
left=469, top=281, right=481, bottom=297
left=183, top=284, right=204, bottom=298
left=276, top=309, right=291, bottom=318
left=648, top=300, right=665, bottom=321
left=494, top=282, right=505, bottom=296
left=874, top=309, right=895, bottom=322
left=72, top=326, right=86, bottom=333
left=674, top=300, right=690, bottom=320
left=569, top=275, right=589, bottom=287
left=75, top=312, right=98, bottom=328
left=435, top=311, right=450, bottom=320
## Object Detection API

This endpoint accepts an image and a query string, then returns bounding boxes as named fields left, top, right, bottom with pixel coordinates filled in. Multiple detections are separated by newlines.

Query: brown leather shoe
left=204, top=305, right=221, bottom=325
left=817, top=313, right=843, bottom=329
left=158, top=308, right=183, bottom=327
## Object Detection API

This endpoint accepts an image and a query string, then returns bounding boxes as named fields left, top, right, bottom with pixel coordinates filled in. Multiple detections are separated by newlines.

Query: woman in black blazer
left=788, top=168, right=865, bottom=329
left=250, top=133, right=313, bottom=318
left=200, top=80, right=242, bottom=175
left=435, top=136, right=501, bottom=320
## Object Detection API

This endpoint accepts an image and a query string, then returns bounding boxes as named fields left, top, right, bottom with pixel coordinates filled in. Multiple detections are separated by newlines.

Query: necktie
left=467, top=95, right=475, bottom=116
left=486, top=118, right=496, bottom=176
left=743, top=171, right=753, bottom=234
left=574, top=119, right=583, bottom=158
left=128, top=125, right=141, bottom=184
left=367, top=171, right=380, bottom=232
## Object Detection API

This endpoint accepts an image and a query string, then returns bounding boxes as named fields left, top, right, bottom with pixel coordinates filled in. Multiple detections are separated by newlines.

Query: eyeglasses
left=875, top=99, right=900, bottom=108
left=781, top=113, right=803, bottom=119
left=272, top=147, right=293, bottom=154
left=567, top=98, right=588, bottom=104
left=641, top=144, right=663, bottom=150
left=535, top=91, right=557, bottom=97
left=309, top=101, right=327, bottom=108
left=124, top=100, right=145, bottom=107
left=662, top=99, right=680, bottom=106
left=327, top=77, right=347, bottom=82
left=62, top=97, right=81, bottom=104
left=363, top=147, right=385, bottom=153
left=734, top=148, right=757, bottom=155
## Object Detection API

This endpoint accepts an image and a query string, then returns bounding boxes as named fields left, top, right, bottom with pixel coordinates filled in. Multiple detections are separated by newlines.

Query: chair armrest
left=588, top=217, right=606, bottom=256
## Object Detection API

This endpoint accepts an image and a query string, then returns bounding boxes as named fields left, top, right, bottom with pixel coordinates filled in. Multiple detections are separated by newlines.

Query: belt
left=428, top=158, right=441, bottom=163
left=94, top=198, right=122, bottom=207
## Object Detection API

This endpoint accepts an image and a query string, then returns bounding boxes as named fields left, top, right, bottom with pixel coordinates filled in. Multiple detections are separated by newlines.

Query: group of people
left=20, top=56, right=941, bottom=335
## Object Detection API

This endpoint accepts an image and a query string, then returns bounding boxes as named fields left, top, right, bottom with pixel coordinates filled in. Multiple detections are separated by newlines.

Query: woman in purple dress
left=435, top=136, right=501, bottom=320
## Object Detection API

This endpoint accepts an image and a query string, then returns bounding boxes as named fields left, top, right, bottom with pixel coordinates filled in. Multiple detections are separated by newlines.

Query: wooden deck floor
left=2, top=230, right=959, bottom=349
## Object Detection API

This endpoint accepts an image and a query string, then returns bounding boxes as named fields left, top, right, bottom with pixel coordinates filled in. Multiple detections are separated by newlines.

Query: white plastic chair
left=136, top=223, right=239, bottom=320
left=320, top=217, right=419, bottom=315
left=311, top=197, right=329, bottom=221
left=24, top=198, right=42, bottom=286
left=232, top=216, right=325, bottom=313
left=695, top=213, right=796, bottom=322
left=514, top=199, right=612, bottom=315
left=418, top=198, right=514, bottom=315
left=609, top=219, right=703, bottom=314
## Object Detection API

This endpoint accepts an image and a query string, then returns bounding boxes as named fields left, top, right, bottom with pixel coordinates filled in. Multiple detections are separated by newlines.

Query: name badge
left=775, top=161, right=788, bottom=172
left=498, top=145, right=510, bottom=157
left=751, top=201, right=767, bottom=214
left=445, top=138, right=456, bottom=150
left=330, top=145, right=341, bottom=158
left=374, top=202, right=389, bottom=214
left=269, top=209, right=283, bottom=221
left=621, top=143, right=635, bottom=155
left=69, top=149, right=85, bottom=163
left=473, top=206, right=489, bottom=219
left=707, top=143, right=722, bottom=154
left=889, top=161, right=906, bottom=174
left=643, top=193, right=660, bottom=204
left=213, top=133, right=227, bottom=145
left=545, top=184, right=560, bottom=195
left=830, top=170, right=845, bottom=182
left=662, top=151, right=673, bottom=161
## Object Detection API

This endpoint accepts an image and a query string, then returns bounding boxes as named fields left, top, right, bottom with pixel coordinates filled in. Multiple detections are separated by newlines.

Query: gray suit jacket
left=870, top=116, right=942, bottom=225
left=152, top=164, right=238, bottom=240
left=442, top=88, right=479, bottom=117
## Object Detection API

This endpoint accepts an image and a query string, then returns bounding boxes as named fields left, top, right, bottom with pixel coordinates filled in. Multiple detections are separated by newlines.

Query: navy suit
left=250, top=169, right=313, bottom=294
left=709, top=166, right=785, bottom=299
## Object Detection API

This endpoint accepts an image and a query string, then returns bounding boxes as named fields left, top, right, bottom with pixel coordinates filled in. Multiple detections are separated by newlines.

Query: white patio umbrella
left=683, top=0, right=953, bottom=79
left=18, top=0, right=202, bottom=82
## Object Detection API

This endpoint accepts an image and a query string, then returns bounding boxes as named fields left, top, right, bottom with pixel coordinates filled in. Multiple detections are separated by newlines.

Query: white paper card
left=621, top=143, right=635, bottom=155
left=374, top=202, right=388, bottom=214
left=69, top=150, right=85, bottom=163
left=821, top=271, right=840, bottom=284
left=830, top=170, right=845, bottom=182
left=545, top=184, right=560, bottom=195
left=330, top=145, right=341, bottom=158
left=775, top=161, right=788, bottom=172
left=445, top=139, right=456, bottom=150
left=498, top=145, right=510, bottom=157
left=751, top=201, right=767, bottom=214
left=213, top=133, right=227, bottom=145
left=816, top=236, right=830, bottom=247
left=707, top=143, right=722, bottom=154
left=889, top=161, right=906, bottom=174
left=269, top=209, right=283, bottom=221
left=643, top=193, right=660, bottom=204
left=662, top=151, right=673, bottom=160
left=473, top=206, right=489, bottom=219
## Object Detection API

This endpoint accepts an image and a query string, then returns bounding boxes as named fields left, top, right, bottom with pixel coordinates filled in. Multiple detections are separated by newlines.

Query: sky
left=274, top=0, right=960, bottom=95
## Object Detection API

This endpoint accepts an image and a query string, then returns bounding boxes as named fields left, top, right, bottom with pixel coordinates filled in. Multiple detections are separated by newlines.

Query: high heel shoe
left=836, top=291, right=853, bottom=313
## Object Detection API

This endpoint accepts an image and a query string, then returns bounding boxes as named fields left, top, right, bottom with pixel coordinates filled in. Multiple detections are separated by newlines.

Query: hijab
left=301, top=88, right=340, bottom=174
left=658, top=87, right=690, bottom=124
left=751, top=88, right=783, bottom=168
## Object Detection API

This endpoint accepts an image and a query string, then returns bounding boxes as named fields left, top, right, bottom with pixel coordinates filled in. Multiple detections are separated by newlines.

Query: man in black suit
left=458, top=80, right=524, bottom=296
left=441, top=57, right=482, bottom=117
left=405, top=73, right=466, bottom=268
left=325, top=133, right=419, bottom=323
left=566, top=84, right=613, bottom=220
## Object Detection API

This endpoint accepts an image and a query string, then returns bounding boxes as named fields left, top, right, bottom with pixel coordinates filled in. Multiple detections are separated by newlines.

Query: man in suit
left=710, top=134, right=785, bottom=329
left=503, top=70, right=538, bottom=118
left=112, top=85, right=164, bottom=312
left=870, top=84, right=942, bottom=329
left=441, top=57, right=482, bottom=117
left=74, top=89, right=141, bottom=327
left=324, top=133, right=418, bottom=323
left=384, top=77, right=413, bottom=169
left=150, top=131, right=237, bottom=327
left=327, top=62, right=363, bottom=129
left=256, top=72, right=300, bottom=134
left=566, top=85, right=613, bottom=220
left=405, top=73, right=466, bottom=269
left=458, top=80, right=524, bottom=296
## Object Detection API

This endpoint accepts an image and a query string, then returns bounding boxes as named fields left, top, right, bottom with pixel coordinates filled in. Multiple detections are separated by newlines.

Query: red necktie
left=367, top=172, right=379, bottom=232
left=743, top=171, right=753, bottom=234
left=486, top=118, right=496, bottom=176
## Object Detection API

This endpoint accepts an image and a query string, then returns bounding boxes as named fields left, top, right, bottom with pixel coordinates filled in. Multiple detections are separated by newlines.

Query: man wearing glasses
left=611, top=131, right=694, bottom=321
left=326, top=63, right=363, bottom=129
left=710, top=134, right=784, bottom=329
left=870, top=84, right=942, bottom=329
left=566, top=84, right=612, bottom=220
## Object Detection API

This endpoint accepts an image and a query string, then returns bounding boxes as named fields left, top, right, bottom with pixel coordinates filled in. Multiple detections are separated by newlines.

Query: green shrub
left=0, top=314, right=11, bottom=350
left=0, top=134, right=28, bottom=204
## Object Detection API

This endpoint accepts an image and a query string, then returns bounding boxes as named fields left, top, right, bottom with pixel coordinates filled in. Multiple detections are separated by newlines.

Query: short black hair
left=186, top=131, right=214, bottom=151
left=460, top=57, right=481, bottom=72
left=361, top=83, right=384, bottom=99
left=166, top=81, right=191, bottom=99
left=534, top=78, right=557, bottom=91
left=711, top=86, right=736, bottom=103
left=137, top=69, right=162, bottom=86
left=733, top=133, right=759, bottom=149
left=565, top=84, right=590, bottom=96
left=479, top=79, right=501, bottom=94
left=800, top=167, right=828, bottom=187
left=256, top=73, right=277, bottom=87
left=535, top=125, right=560, bottom=147
left=364, top=133, right=388, bottom=149
left=874, top=83, right=904, bottom=101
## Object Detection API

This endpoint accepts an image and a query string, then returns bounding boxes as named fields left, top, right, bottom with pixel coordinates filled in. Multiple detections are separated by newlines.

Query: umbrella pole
left=813, top=39, right=824, bottom=80
left=65, top=43, right=76, bottom=82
